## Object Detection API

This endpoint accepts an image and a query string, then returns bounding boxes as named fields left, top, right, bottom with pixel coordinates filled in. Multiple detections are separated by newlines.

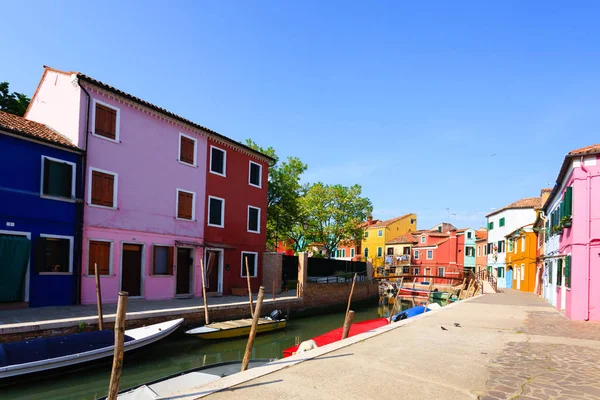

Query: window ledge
left=176, top=217, right=196, bottom=222
left=209, top=170, right=226, bottom=178
left=177, top=160, right=197, bottom=168
left=91, top=132, right=120, bottom=144
left=84, top=274, right=114, bottom=278
left=41, top=194, right=77, bottom=203
left=208, top=223, right=225, bottom=228
left=247, top=230, right=261, bottom=234
left=87, top=203, right=118, bottom=210
left=241, top=276, right=257, bottom=279
left=39, top=272, right=73, bottom=276
left=249, top=183, right=262, bottom=189
left=149, top=275, right=174, bottom=278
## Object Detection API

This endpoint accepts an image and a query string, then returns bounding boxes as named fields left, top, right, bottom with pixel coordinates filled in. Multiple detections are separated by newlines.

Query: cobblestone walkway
left=482, top=306, right=600, bottom=399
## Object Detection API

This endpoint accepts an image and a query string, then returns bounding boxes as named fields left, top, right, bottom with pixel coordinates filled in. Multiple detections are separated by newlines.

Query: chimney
left=367, top=215, right=373, bottom=225
left=540, top=188, right=552, bottom=208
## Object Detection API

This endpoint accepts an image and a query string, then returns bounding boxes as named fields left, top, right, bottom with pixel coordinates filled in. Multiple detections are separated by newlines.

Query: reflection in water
left=3, top=298, right=445, bottom=400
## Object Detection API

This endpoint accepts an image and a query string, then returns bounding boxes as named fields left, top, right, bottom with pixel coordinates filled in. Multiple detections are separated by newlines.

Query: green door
left=0, top=235, right=31, bottom=302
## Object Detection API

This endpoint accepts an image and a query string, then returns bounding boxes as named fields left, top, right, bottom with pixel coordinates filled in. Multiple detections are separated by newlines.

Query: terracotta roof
left=475, top=229, right=488, bottom=241
left=36, top=66, right=273, bottom=162
left=367, top=213, right=414, bottom=229
left=487, top=197, right=542, bottom=217
left=0, top=110, right=79, bottom=150
left=429, top=222, right=457, bottom=232
left=427, top=232, right=450, bottom=238
left=387, top=233, right=418, bottom=245
left=413, top=237, right=449, bottom=248
left=541, top=188, right=552, bottom=193
left=568, top=144, right=600, bottom=156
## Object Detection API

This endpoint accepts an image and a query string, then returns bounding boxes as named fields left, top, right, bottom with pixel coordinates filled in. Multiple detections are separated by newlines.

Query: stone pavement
left=181, top=290, right=600, bottom=400
left=0, top=290, right=297, bottom=335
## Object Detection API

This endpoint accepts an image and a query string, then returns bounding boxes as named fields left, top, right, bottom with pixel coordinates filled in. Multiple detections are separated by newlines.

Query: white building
left=486, top=196, right=541, bottom=288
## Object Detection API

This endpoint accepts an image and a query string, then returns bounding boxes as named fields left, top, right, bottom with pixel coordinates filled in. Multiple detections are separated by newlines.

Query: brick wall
left=262, top=252, right=283, bottom=294
left=301, top=281, right=379, bottom=311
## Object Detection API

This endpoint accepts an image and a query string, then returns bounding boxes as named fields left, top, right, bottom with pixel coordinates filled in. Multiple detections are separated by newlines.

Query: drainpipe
left=580, top=156, right=591, bottom=320
left=75, top=80, right=91, bottom=305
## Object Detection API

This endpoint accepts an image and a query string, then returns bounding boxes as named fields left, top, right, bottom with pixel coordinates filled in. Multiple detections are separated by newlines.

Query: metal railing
left=476, top=269, right=497, bottom=293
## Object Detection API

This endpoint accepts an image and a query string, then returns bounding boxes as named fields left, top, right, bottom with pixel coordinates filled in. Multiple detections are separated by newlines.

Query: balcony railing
left=384, top=254, right=412, bottom=266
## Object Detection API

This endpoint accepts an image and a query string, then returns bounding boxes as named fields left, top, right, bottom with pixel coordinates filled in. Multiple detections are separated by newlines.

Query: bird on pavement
left=454, top=323, right=461, bottom=327
left=441, top=326, right=448, bottom=331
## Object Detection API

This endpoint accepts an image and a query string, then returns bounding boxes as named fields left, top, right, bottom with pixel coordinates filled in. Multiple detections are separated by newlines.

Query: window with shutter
left=179, top=134, right=196, bottom=166
left=36, top=236, right=71, bottom=273
left=248, top=206, right=260, bottom=233
left=177, top=190, right=194, bottom=220
left=249, top=161, right=262, bottom=187
left=94, top=102, right=118, bottom=141
left=241, top=252, right=257, bottom=277
left=499, top=217, right=505, bottom=227
left=437, top=267, right=445, bottom=277
left=42, top=157, right=75, bottom=199
left=88, top=240, right=111, bottom=275
left=565, top=187, right=573, bottom=217
left=565, top=255, right=571, bottom=288
left=208, top=196, right=225, bottom=227
left=90, top=169, right=116, bottom=208
left=557, top=258, right=563, bottom=286
left=210, top=146, right=226, bottom=176
left=153, top=246, right=174, bottom=275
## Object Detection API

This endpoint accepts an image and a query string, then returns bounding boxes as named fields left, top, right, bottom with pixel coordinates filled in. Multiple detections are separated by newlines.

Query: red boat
left=398, top=287, right=430, bottom=297
left=282, top=318, right=389, bottom=358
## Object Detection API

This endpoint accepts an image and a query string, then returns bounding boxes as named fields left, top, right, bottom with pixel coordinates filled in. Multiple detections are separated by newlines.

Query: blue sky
left=3, top=1, right=600, bottom=230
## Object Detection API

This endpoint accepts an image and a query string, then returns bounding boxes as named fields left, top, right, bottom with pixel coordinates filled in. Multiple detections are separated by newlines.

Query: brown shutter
left=167, top=247, right=174, bottom=275
left=91, top=170, right=115, bottom=207
left=95, top=104, right=117, bottom=140
left=152, top=245, right=158, bottom=275
left=178, top=191, right=193, bottom=219
left=180, top=136, right=195, bottom=165
left=89, top=241, right=110, bottom=275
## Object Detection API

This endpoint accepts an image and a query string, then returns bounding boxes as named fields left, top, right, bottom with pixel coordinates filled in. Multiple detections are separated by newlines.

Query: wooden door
left=205, top=250, right=220, bottom=293
left=176, top=248, right=192, bottom=295
left=121, top=244, right=142, bottom=297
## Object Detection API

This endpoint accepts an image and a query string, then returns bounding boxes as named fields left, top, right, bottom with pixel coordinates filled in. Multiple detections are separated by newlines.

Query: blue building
left=0, top=111, right=83, bottom=307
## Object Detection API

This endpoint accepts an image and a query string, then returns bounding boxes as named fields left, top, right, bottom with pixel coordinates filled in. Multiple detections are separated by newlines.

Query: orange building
left=475, top=229, right=488, bottom=274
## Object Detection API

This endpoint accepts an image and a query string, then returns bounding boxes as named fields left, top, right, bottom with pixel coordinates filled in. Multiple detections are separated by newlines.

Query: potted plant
left=561, top=215, right=572, bottom=228
left=552, top=225, right=563, bottom=235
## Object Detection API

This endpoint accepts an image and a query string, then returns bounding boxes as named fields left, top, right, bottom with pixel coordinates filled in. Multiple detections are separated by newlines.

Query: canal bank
left=173, top=290, right=600, bottom=400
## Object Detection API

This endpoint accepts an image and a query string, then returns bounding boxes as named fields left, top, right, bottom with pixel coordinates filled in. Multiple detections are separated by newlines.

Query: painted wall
left=362, top=214, right=416, bottom=266
left=505, top=231, right=537, bottom=292
left=0, top=132, right=82, bottom=307
left=476, top=240, right=487, bottom=273
left=412, top=232, right=460, bottom=277
left=204, top=137, right=269, bottom=295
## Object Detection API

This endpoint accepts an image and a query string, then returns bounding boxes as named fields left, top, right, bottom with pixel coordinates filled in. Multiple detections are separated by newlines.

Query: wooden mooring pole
left=272, top=280, right=276, bottom=300
left=94, top=263, right=104, bottom=331
left=200, top=257, right=210, bottom=325
left=241, top=286, right=265, bottom=372
left=107, top=291, right=128, bottom=400
left=345, top=273, right=357, bottom=317
left=342, top=310, right=355, bottom=339
left=245, top=257, right=254, bottom=317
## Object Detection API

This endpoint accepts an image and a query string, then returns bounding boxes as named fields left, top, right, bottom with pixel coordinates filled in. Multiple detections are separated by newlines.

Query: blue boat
left=390, top=305, right=429, bottom=322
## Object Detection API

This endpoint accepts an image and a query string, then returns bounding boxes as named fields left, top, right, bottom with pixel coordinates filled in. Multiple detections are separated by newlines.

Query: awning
left=175, top=240, right=204, bottom=248
left=203, top=241, right=237, bottom=250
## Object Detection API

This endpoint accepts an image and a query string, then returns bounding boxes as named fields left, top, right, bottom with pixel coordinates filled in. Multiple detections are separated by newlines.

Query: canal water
left=3, top=297, right=438, bottom=400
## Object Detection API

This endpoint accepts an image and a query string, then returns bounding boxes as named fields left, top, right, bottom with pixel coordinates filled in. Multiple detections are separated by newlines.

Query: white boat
left=0, top=318, right=184, bottom=379
left=112, top=359, right=272, bottom=400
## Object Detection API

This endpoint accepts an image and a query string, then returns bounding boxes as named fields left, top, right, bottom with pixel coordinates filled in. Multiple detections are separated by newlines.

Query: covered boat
left=0, top=318, right=183, bottom=379
left=429, top=290, right=450, bottom=300
left=186, top=310, right=287, bottom=340
left=398, top=287, right=430, bottom=297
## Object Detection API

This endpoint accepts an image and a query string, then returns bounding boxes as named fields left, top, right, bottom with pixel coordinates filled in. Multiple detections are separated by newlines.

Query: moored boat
left=429, top=290, right=450, bottom=300
left=398, top=287, right=430, bottom=297
left=0, top=318, right=184, bottom=380
left=186, top=310, right=287, bottom=340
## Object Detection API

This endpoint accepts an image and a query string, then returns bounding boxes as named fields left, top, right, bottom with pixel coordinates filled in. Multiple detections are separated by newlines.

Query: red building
left=412, top=229, right=461, bottom=278
left=203, top=138, right=271, bottom=295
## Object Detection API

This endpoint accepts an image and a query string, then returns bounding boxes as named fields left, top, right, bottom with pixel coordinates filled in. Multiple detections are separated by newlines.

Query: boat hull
left=398, top=287, right=430, bottom=297
left=186, top=319, right=287, bottom=340
left=429, top=291, right=450, bottom=300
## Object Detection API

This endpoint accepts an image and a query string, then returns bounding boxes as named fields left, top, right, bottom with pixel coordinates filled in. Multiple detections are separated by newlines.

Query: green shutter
left=565, top=255, right=571, bottom=288
left=545, top=220, right=549, bottom=241
left=557, top=258, right=563, bottom=286
left=565, top=187, right=573, bottom=217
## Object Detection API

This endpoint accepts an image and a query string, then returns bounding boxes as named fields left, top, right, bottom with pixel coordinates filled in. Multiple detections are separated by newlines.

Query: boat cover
left=0, top=330, right=135, bottom=367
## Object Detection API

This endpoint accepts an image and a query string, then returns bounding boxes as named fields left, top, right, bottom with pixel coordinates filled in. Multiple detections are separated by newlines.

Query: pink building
left=542, top=144, right=600, bottom=321
left=26, top=67, right=271, bottom=304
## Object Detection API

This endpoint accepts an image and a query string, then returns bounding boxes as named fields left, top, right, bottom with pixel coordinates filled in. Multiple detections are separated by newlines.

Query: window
left=89, top=168, right=117, bottom=208
left=467, top=232, right=472, bottom=239
left=342, top=249, right=346, bottom=257
left=152, top=245, right=174, bottom=275
left=350, top=248, right=355, bottom=257
left=497, top=240, right=505, bottom=253
left=497, top=267, right=504, bottom=278
left=336, top=250, right=341, bottom=258
left=564, top=187, right=573, bottom=217
left=364, top=248, right=369, bottom=257
left=87, top=240, right=112, bottom=275
left=176, top=189, right=195, bottom=220
left=414, top=250, right=420, bottom=259
left=387, top=247, right=394, bottom=256
left=178, top=133, right=197, bottom=166
left=377, top=247, right=382, bottom=257
left=248, top=161, right=262, bottom=188
left=92, top=100, right=119, bottom=142
left=499, top=217, right=505, bottom=227
left=488, top=221, right=494, bottom=230
left=41, top=156, right=75, bottom=199
left=364, top=231, right=369, bottom=238
left=36, top=235, right=72, bottom=273
left=403, top=246, right=411, bottom=255
left=420, top=236, right=426, bottom=243
left=413, top=267, right=419, bottom=275
left=521, top=236, right=526, bottom=252
left=466, top=247, right=475, bottom=257
left=248, top=206, right=260, bottom=233
left=378, top=230, right=383, bottom=237
left=557, top=259, right=563, bottom=286
left=426, top=250, right=433, bottom=259
left=437, top=267, right=444, bottom=277
left=521, top=264, right=525, bottom=281
left=565, top=255, right=571, bottom=288
left=210, top=146, right=226, bottom=176
left=548, top=262, right=553, bottom=284
left=241, top=252, right=257, bottom=277
left=508, top=239, right=514, bottom=252
left=484, top=245, right=487, bottom=256
left=477, top=246, right=481, bottom=257
left=403, top=266, right=410, bottom=274
left=208, top=196, right=225, bottom=227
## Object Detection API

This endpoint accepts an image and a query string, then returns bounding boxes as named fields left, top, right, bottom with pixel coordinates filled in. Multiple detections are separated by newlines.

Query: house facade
left=26, top=67, right=270, bottom=303
left=362, top=213, right=416, bottom=267
left=457, top=228, right=477, bottom=273
left=541, top=145, right=600, bottom=321
left=0, top=111, right=83, bottom=308
left=384, top=233, right=416, bottom=275
left=486, top=197, right=541, bottom=289
left=505, top=225, right=537, bottom=292
left=475, top=229, right=488, bottom=274
left=412, top=229, right=460, bottom=278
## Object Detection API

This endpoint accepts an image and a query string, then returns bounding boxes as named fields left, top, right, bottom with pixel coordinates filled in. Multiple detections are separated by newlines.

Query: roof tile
left=487, top=197, right=542, bottom=217
left=0, top=111, right=79, bottom=150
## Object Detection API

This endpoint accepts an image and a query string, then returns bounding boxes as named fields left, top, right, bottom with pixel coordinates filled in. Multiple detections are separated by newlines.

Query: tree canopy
left=0, top=82, right=30, bottom=117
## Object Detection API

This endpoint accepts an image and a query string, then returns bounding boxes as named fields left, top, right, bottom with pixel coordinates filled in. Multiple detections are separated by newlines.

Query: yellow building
left=505, top=224, right=537, bottom=292
left=362, top=213, right=417, bottom=267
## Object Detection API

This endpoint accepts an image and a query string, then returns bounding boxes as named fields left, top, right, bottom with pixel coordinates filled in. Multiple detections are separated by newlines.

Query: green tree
left=0, top=82, right=30, bottom=117
left=245, top=139, right=307, bottom=251
left=302, top=183, right=373, bottom=258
